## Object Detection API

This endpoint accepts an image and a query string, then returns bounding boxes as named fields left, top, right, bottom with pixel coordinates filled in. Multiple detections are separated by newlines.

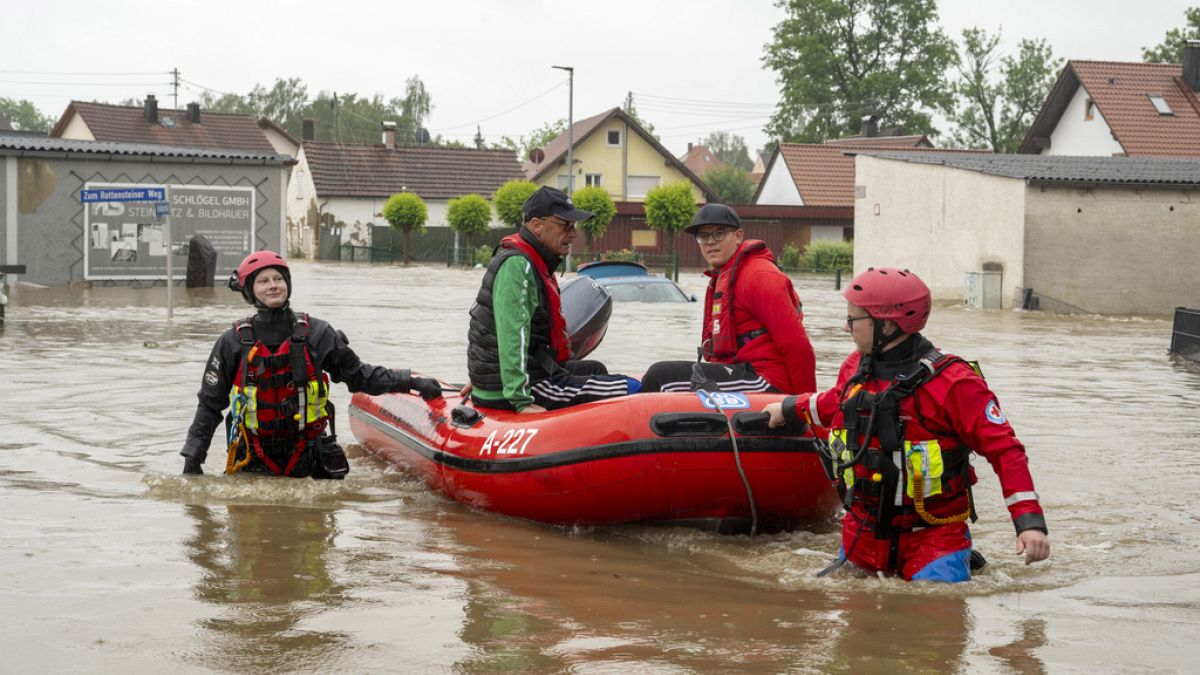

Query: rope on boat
left=697, top=389, right=759, bottom=536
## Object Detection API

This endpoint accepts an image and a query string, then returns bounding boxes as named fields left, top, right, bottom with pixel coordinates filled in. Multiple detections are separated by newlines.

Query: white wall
left=854, top=155, right=1027, bottom=308
left=755, top=156, right=803, bottom=205
left=261, top=127, right=298, bottom=158
left=1045, top=85, right=1126, bottom=156
left=57, top=113, right=95, bottom=141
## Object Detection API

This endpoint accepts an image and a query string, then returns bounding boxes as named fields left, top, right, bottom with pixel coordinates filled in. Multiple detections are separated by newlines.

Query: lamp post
left=552, top=65, right=574, bottom=194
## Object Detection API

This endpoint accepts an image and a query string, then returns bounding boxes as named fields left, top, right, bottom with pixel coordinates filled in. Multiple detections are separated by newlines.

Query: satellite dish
left=528, top=147, right=545, bottom=164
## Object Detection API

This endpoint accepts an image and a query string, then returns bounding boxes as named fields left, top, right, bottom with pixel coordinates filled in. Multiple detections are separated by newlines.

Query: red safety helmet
left=228, top=250, right=291, bottom=305
left=843, top=267, right=931, bottom=335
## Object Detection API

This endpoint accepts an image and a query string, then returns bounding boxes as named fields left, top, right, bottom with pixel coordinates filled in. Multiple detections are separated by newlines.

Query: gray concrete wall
left=3, top=155, right=286, bottom=286
left=1023, top=185, right=1199, bottom=315
left=854, top=156, right=1027, bottom=308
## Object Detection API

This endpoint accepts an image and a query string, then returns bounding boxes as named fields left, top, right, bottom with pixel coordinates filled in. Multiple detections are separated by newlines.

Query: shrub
left=599, top=248, right=643, bottom=263
left=644, top=181, right=698, bottom=258
left=492, top=180, right=538, bottom=229
left=571, top=186, right=617, bottom=253
left=381, top=192, right=428, bottom=264
left=447, top=194, right=492, bottom=250
left=799, top=239, right=854, bottom=273
left=473, top=244, right=493, bottom=267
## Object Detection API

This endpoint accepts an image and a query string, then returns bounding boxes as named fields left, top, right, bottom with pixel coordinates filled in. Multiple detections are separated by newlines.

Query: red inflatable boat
left=348, top=387, right=840, bottom=531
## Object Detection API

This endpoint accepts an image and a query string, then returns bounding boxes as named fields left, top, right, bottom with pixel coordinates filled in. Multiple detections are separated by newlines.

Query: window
left=627, top=175, right=661, bottom=199
left=556, top=175, right=570, bottom=189
left=585, top=173, right=602, bottom=187
left=607, top=129, right=621, bottom=146
left=1149, top=95, right=1173, bottom=116
left=1084, top=99, right=1095, bottom=121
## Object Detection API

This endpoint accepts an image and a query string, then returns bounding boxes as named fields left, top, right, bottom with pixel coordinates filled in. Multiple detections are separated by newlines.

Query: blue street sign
left=155, top=200, right=170, bottom=218
left=80, top=187, right=166, bottom=203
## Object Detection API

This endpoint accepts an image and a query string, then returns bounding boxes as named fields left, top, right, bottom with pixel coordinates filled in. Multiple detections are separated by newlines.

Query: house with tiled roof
left=287, top=127, right=523, bottom=257
left=50, top=96, right=278, bottom=155
left=523, top=107, right=716, bottom=202
left=850, top=150, right=1200, bottom=314
left=679, top=143, right=725, bottom=178
left=1019, top=46, right=1200, bottom=156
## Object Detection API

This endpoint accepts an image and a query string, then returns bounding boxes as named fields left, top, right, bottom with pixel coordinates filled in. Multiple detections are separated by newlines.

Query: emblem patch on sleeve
left=204, top=370, right=219, bottom=386
left=984, top=398, right=1007, bottom=424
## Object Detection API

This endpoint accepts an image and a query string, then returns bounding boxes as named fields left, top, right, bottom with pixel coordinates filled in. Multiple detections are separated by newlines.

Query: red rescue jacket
left=701, top=240, right=815, bottom=394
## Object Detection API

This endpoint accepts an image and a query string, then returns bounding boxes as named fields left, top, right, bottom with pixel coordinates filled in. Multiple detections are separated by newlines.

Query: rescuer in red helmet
left=763, top=267, right=1049, bottom=582
left=179, top=250, right=442, bottom=478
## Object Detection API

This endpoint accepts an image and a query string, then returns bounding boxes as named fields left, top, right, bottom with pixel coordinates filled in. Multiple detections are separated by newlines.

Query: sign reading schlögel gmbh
left=83, top=183, right=255, bottom=280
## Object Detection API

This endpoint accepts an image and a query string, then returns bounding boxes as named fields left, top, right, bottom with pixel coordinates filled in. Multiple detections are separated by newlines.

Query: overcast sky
left=3, top=1, right=1191, bottom=156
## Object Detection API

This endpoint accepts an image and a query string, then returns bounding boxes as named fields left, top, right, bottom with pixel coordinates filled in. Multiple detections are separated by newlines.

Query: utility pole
left=552, top=65, right=574, bottom=194
left=171, top=68, right=180, bottom=119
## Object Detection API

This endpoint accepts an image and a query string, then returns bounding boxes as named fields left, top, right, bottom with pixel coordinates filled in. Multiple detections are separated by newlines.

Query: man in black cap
left=641, top=203, right=815, bottom=394
left=466, top=186, right=639, bottom=413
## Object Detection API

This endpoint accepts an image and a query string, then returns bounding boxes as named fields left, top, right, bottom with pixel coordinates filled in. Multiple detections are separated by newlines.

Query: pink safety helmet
left=228, top=250, right=291, bottom=305
left=843, top=267, right=931, bottom=334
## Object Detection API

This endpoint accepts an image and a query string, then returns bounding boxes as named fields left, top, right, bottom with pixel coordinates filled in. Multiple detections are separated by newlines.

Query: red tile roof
left=679, top=144, right=726, bottom=177
left=302, top=142, right=524, bottom=199
left=825, top=134, right=933, bottom=148
left=1021, top=60, right=1200, bottom=156
left=759, top=143, right=986, bottom=207
left=50, top=100, right=277, bottom=154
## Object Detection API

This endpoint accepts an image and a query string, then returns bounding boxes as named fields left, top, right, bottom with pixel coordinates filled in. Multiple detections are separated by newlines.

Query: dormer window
left=1148, top=95, right=1173, bottom=116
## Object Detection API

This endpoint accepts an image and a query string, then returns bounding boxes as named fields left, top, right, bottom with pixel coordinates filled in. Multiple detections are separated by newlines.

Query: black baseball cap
left=684, top=203, right=742, bottom=235
left=523, top=186, right=594, bottom=223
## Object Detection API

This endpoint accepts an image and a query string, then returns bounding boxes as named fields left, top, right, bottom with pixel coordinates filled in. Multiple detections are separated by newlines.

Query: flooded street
left=2, top=259, right=1198, bottom=673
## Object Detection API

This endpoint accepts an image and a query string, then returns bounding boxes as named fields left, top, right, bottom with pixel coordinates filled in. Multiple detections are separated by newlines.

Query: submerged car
left=575, top=261, right=696, bottom=303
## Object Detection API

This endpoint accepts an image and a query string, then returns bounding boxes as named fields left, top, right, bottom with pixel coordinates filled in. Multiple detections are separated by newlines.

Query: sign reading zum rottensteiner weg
left=84, top=183, right=255, bottom=280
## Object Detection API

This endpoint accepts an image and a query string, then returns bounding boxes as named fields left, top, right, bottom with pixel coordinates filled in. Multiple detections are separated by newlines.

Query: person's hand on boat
left=518, top=404, right=547, bottom=414
left=459, top=382, right=473, bottom=397
left=182, top=456, right=204, bottom=475
left=411, top=376, right=444, bottom=401
left=762, top=402, right=786, bottom=428
left=1016, top=529, right=1050, bottom=565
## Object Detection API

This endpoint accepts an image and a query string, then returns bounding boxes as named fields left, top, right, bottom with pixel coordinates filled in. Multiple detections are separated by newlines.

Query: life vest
left=826, top=347, right=979, bottom=537
left=702, top=240, right=799, bottom=361
left=498, top=232, right=571, bottom=363
left=228, top=313, right=330, bottom=476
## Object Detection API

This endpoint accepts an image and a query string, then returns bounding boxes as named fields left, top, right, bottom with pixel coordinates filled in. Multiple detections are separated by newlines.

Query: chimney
left=144, top=94, right=158, bottom=124
left=1185, top=40, right=1200, bottom=92
left=859, top=114, right=879, bottom=138
left=688, top=142, right=693, bottom=152
left=382, top=121, right=396, bottom=149
left=186, top=102, right=200, bottom=124
left=302, top=119, right=314, bottom=141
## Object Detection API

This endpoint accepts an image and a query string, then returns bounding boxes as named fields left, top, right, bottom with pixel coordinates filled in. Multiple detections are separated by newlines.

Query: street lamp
left=552, top=65, right=574, bottom=194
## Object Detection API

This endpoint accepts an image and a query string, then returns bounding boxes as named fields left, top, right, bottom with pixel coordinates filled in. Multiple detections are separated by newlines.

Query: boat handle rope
left=696, top=389, right=759, bottom=537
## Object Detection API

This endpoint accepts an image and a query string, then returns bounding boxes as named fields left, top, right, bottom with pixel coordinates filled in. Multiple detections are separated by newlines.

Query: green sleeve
left=492, top=255, right=541, bottom=410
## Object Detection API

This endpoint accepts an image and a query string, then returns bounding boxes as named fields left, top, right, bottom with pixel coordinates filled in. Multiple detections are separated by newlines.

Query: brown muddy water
left=1, top=260, right=1198, bottom=673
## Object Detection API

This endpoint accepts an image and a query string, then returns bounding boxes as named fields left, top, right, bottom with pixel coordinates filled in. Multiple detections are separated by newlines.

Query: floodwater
left=2, top=260, right=1198, bottom=673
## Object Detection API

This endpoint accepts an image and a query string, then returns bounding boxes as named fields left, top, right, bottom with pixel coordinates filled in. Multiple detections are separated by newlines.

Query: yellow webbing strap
left=909, top=457, right=971, bottom=526
left=224, top=420, right=253, bottom=475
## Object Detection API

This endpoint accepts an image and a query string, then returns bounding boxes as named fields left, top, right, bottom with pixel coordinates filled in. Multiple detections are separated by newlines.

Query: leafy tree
left=571, top=186, right=617, bottom=254
left=644, top=181, right=698, bottom=261
left=763, top=0, right=956, bottom=143
left=381, top=192, right=428, bottom=265
left=948, top=28, right=1062, bottom=152
left=492, top=180, right=538, bottom=228
left=447, top=194, right=492, bottom=251
left=703, top=166, right=757, bottom=203
left=249, top=77, right=309, bottom=131
left=0, top=97, right=54, bottom=132
left=1143, top=7, right=1200, bottom=63
left=623, top=93, right=659, bottom=141
left=701, top=132, right=754, bottom=171
left=496, top=118, right=566, bottom=161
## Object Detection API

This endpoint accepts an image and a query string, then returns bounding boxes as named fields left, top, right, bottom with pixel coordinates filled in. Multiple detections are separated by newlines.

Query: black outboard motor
left=560, top=276, right=613, bottom=359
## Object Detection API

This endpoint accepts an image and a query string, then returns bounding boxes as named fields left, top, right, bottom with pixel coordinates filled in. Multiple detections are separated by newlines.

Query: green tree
left=248, top=77, right=309, bottom=132
left=0, top=97, right=54, bottom=132
left=571, top=186, right=617, bottom=254
left=763, top=0, right=956, bottom=143
left=381, top=192, right=428, bottom=265
left=703, top=166, right=757, bottom=203
left=1143, top=7, right=1200, bottom=63
left=644, top=181, right=698, bottom=261
left=447, top=194, right=492, bottom=251
left=492, top=180, right=538, bottom=228
left=701, top=131, right=754, bottom=171
left=948, top=28, right=1062, bottom=152
left=623, top=93, right=659, bottom=141
left=496, top=118, right=566, bottom=161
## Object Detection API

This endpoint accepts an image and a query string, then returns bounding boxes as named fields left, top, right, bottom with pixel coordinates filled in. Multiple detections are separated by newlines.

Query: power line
left=0, top=69, right=166, bottom=76
left=430, top=79, right=567, bottom=132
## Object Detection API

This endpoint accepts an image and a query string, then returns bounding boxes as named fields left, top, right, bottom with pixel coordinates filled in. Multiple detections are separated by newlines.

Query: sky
left=2, top=0, right=1192, bottom=157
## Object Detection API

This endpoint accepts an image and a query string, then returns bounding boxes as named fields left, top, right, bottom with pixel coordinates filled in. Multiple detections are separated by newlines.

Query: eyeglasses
left=695, top=228, right=735, bottom=244
left=541, top=216, right=576, bottom=231
left=845, top=315, right=872, bottom=327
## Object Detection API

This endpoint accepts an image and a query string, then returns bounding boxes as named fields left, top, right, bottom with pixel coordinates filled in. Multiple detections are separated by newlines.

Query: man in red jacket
left=763, top=267, right=1049, bottom=582
left=641, top=204, right=816, bottom=394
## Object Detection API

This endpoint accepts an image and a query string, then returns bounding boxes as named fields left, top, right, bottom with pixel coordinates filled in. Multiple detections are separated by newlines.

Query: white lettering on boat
left=481, top=428, right=539, bottom=456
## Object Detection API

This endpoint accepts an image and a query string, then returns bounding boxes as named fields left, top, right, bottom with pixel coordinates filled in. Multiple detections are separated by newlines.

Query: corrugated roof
left=1020, top=60, right=1200, bottom=156
left=51, top=100, right=278, bottom=154
left=0, top=132, right=291, bottom=161
left=857, top=151, right=1200, bottom=185
left=302, top=142, right=524, bottom=199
